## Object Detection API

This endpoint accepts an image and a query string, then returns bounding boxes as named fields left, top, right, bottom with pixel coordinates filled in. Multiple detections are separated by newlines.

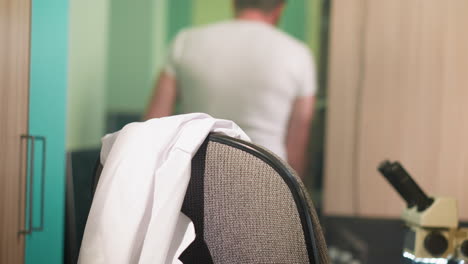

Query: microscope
left=378, top=161, right=468, bottom=263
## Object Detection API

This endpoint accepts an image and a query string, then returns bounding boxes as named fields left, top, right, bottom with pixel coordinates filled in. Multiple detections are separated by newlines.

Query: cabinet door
left=0, top=0, right=31, bottom=263
left=324, top=0, right=365, bottom=216
left=25, top=0, right=69, bottom=263
left=325, top=0, right=468, bottom=219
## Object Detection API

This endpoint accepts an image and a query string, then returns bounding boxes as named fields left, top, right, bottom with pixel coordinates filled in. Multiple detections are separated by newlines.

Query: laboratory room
left=1, top=0, right=468, bottom=264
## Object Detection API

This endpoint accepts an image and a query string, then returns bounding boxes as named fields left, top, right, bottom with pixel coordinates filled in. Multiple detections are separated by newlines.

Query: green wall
left=67, top=0, right=165, bottom=149
left=190, top=0, right=314, bottom=45
left=106, top=0, right=156, bottom=113
left=280, top=0, right=307, bottom=41
left=193, top=0, right=232, bottom=25
left=167, top=0, right=192, bottom=41
left=307, top=0, right=323, bottom=59
left=67, top=0, right=109, bottom=150
left=152, top=0, right=168, bottom=72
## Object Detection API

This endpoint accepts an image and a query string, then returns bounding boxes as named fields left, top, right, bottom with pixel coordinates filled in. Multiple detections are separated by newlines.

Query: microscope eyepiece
left=378, top=160, right=434, bottom=211
left=379, top=160, right=415, bottom=208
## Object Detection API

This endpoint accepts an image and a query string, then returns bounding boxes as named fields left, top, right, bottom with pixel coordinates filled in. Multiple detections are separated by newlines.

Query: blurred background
left=2, top=0, right=468, bottom=263
left=67, top=1, right=331, bottom=260
left=63, top=0, right=468, bottom=262
left=66, top=0, right=327, bottom=151
left=66, top=0, right=329, bottom=206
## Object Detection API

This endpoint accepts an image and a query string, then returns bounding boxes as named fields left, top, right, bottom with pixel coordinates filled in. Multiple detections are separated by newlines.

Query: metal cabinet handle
left=33, top=136, right=46, bottom=232
left=19, top=135, right=34, bottom=235
left=18, top=135, right=46, bottom=235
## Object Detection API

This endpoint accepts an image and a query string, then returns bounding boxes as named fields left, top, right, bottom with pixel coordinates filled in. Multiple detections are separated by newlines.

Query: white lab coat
left=78, top=113, right=250, bottom=264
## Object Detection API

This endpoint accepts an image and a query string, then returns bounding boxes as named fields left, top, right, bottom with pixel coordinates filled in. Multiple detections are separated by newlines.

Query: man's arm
left=144, top=72, right=177, bottom=120
left=286, top=96, right=315, bottom=179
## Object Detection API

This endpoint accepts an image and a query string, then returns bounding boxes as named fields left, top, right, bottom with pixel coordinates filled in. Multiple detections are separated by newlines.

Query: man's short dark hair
left=234, top=0, right=286, bottom=13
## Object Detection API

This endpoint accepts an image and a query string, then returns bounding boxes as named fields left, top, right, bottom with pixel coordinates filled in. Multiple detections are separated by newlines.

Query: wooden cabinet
left=0, top=0, right=31, bottom=263
left=0, top=0, right=69, bottom=263
left=324, top=0, right=468, bottom=220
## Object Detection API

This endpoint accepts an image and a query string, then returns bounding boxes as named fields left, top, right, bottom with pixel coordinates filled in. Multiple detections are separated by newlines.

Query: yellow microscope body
left=379, top=161, right=468, bottom=263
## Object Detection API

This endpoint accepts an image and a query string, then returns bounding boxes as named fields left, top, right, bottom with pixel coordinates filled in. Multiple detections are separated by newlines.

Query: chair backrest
left=91, top=133, right=329, bottom=263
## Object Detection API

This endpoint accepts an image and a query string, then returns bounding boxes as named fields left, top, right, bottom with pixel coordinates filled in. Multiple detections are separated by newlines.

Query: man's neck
left=236, top=9, right=276, bottom=25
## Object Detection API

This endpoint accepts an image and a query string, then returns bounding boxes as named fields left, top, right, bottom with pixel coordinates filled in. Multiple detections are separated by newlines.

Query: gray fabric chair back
left=90, top=133, right=328, bottom=263
left=180, top=134, right=329, bottom=264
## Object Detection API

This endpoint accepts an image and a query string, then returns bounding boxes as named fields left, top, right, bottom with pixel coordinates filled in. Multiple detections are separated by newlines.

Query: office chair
left=90, top=133, right=329, bottom=263
left=66, top=150, right=102, bottom=264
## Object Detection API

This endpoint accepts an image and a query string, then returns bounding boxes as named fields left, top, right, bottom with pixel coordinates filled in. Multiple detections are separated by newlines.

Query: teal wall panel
left=27, top=0, right=69, bottom=263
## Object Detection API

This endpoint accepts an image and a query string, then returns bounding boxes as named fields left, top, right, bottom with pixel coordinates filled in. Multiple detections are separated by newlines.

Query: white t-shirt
left=165, top=20, right=317, bottom=159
